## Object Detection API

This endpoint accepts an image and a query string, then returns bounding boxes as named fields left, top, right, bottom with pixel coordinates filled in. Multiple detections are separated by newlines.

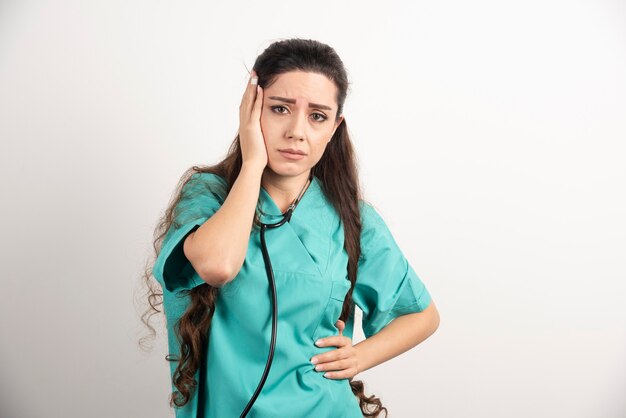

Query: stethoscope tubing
left=239, top=208, right=293, bottom=418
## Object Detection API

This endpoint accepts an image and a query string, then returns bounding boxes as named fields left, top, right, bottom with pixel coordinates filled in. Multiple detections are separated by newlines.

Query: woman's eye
left=271, top=106, right=327, bottom=122
left=312, top=113, right=327, bottom=122
left=271, top=105, right=288, bottom=114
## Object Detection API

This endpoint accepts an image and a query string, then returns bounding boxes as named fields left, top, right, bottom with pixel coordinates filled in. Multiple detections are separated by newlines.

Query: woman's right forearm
left=184, top=163, right=265, bottom=287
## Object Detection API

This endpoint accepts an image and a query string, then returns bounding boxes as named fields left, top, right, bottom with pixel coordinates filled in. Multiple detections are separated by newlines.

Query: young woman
left=142, top=38, right=440, bottom=418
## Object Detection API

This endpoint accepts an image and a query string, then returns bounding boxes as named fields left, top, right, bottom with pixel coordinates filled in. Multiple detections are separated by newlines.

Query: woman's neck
left=261, top=169, right=312, bottom=213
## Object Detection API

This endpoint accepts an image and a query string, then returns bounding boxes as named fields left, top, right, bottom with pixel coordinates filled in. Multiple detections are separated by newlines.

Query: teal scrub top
left=152, top=172, right=432, bottom=418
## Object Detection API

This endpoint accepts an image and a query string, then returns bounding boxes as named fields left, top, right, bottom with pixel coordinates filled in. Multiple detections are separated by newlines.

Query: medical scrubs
left=152, top=172, right=432, bottom=418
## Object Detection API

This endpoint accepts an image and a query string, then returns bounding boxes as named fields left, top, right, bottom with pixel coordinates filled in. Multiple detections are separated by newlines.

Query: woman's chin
left=265, top=160, right=310, bottom=178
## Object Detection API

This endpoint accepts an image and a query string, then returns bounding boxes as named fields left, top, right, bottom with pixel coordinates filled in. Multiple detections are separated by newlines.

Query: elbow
left=198, top=261, right=236, bottom=288
left=184, top=232, right=236, bottom=287
left=425, top=300, right=441, bottom=335
left=431, top=307, right=441, bottom=334
left=431, top=313, right=440, bottom=334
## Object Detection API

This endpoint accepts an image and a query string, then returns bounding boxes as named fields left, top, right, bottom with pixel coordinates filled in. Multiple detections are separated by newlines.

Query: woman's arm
left=354, top=300, right=440, bottom=374
left=183, top=163, right=264, bottom=287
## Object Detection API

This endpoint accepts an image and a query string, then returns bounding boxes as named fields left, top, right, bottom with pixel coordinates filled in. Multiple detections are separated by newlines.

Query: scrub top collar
left=258, top=174, right=321, bottom=222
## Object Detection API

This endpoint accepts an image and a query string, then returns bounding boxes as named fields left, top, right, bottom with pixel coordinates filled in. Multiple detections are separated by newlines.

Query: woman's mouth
left=278, top=149, right=306, bottom=160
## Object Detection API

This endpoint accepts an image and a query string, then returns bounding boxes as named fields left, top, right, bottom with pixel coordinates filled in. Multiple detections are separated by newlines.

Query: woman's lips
left=278, top=150, right=305, bottom=160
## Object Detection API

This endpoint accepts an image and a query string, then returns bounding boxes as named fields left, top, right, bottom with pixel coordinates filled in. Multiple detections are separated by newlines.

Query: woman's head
left=259, top=70, right=344, bottom=178
left=252, top=38, right=349, bottom=178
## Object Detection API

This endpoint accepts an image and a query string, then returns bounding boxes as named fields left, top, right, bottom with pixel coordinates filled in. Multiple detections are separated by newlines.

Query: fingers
left=311, top=335, right=351, bottom=363
left=314, top=357, right=352, bottom=371
left=335, top=320, right=345, bottom=335
left=311, top=352, right=358, bottom=380
left=315, top=334, right=350, bottom=348
left=251, top=82, right=263, bottom=119
left=310, top=322, right=358, bottom=380
left=312, top=347, right=351, bottom=362
left=239, top=69, right=260, bottom=122
left=322, top=367, right=358, bottom=380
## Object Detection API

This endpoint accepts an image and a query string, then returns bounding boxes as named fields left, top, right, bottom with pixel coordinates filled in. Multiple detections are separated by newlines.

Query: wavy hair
left=139, top=38, right=388, bottom=417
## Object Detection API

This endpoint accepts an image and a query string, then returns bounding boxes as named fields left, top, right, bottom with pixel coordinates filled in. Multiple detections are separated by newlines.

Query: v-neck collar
left=256, top=174, right=328, bottom=278
left=259, top=175, right=321, bottom=221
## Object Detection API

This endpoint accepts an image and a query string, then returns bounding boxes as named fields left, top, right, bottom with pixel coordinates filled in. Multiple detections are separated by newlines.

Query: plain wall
left=1, top=1, right=624, bottom=417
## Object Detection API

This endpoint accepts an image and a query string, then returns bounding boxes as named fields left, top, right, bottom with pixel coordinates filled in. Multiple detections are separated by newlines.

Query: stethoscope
left=239, top=172, right=314, bottom=418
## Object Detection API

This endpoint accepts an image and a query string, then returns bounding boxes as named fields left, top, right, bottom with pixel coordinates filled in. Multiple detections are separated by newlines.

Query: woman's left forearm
left=353, top=300, right=440, bottom=375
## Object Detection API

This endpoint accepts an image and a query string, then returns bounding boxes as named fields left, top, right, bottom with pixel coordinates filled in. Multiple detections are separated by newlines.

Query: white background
left=1, top=1, right=625, bottom=417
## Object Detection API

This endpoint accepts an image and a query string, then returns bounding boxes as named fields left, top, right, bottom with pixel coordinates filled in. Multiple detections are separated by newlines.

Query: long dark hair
left=139, top=38, right=388, bottom=417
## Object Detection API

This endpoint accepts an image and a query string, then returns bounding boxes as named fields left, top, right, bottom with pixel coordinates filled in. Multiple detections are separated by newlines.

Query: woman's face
left=260, top=70, right=344, bottom=178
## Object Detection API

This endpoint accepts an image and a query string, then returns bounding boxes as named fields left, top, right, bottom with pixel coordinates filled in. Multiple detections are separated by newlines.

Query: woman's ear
left=330, top=115, right=345, bottom=140
left=336, top=115, right=344, bottom=129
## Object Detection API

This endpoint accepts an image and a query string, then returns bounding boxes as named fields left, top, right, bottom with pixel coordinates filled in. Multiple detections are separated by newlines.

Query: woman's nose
left=286, top=112, right=306, bottom=141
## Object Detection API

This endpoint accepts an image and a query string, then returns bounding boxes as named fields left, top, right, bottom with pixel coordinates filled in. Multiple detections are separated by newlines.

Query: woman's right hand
left=238, top=69, right=268, bottom=171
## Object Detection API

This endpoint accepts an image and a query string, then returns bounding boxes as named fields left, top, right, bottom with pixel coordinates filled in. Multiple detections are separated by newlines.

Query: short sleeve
left=354, top=202, right=432, bottom=338
left=152, top=172, right=226, bottom=293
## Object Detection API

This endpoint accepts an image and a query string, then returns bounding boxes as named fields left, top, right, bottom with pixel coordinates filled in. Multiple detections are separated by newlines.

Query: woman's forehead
left=266, top=71, right=337, bottom=108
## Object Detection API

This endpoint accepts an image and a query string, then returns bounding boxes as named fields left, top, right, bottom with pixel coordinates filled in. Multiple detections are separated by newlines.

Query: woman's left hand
left=310, top=320, right=359, bottom=380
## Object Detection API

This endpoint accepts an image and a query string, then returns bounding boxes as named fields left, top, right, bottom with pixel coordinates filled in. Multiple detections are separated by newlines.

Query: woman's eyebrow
left=267, top=96, right=333, bottom=111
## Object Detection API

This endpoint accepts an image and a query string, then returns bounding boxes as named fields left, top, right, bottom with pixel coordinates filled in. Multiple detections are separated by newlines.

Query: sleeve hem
left=153, top=218, right=208, bottom=293
left=391, top=277, right=432, bottom=314
left=362, top=291, right=432, bottom=338
left=390, top=289, right=432, bottom=316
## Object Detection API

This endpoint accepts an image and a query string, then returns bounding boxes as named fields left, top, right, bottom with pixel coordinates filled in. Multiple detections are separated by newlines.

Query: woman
left=142, top=38, right=440, bottom=418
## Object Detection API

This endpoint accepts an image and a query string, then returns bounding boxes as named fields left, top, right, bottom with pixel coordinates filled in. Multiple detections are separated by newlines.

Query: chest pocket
left=312, top=278, right=352, bottom=342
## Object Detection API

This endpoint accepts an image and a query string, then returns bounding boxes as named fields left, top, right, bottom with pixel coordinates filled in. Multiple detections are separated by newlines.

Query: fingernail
left=310, top=357, right=318, bottom=364
left=250, top=77, right=258, bottom=85
left=315, top=339, right=323, bottom=346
